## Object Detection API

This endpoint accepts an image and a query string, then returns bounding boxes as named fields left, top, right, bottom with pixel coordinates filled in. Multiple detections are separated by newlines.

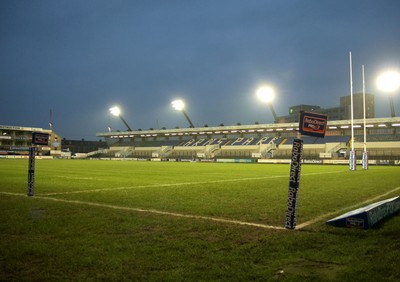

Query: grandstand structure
left=96, top=117, right=400, bottom=164
left=0, top=125, right=61, bottom=157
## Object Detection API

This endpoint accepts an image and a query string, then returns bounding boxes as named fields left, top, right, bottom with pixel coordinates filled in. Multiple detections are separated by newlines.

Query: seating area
left=177, top=138, right=231, bottom=147
left=283, top=136, right=350, bottom=145
left=93, top=117, right=400, bottom=162
left=176, top=137, right=280, bottom=147
left=94, top=133, right=400, bottom=162
left=108, top=135, right=355, bottom=149
left=355, top=134, right=400, bottom=142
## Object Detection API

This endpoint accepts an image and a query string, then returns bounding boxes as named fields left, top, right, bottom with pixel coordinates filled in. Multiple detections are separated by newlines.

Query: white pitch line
left=2, top=184, right=398, bottom=231
left=56, top=176, right=97, bottom=180
left=0, top=191, right=285, bottom=230
left=41, top=170, right=345, bottom=196
left=296, top=186, right=400, bottom=229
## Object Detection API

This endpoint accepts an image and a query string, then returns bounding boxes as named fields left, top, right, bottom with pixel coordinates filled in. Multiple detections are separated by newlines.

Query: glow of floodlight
left=256, top=86, right=275, bottom=103
left=108, top=106, right=132, bottom=131
left=376, top=69, right=399, bottom=117
left=376, top=70, right=400, bottom=93
left=171, top=99, right=185, bottom=111
left=256, top=85, right=278, bottom=122
left=109, top=106, right=121, bottom=117
left=171, top=99, right=195, bottom=128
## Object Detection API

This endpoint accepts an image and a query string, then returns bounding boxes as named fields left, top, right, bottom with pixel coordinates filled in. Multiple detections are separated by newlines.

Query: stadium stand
left=0, top=125, right=61, bottom=157
left=94, top=117, right=400, bottom=164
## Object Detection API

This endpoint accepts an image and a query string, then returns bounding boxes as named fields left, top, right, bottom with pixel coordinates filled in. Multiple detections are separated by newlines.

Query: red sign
left=299, top=111, right=327, bottom=138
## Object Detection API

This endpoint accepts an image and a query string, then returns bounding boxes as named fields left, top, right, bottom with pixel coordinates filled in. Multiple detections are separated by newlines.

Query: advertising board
left=299, top=111, right=327, bottom=138
left=32, top=132, right=49, bottom=145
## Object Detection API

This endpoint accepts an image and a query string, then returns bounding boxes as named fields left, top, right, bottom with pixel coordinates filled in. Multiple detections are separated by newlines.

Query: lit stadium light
left=256, top=86, right=278, bottom=123
left=109, top=106, right=132, bottom=131
left=256, top=86, right=275, bottom=103
left=109, top=106, right=121, bottom=117
left=171, top=99, right=185, bottom=111
left=171, top=99, right=195, bottom=128
left=377, top=70, right=400, bottom=93
left=376, top=70, right=400, bottom=117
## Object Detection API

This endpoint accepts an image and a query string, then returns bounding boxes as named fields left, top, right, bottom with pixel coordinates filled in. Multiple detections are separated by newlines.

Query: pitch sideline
left=0, top=191, right=285, bottom=230
left=41, top=170, right=345, bottom=196
left=1, top=185, right=398, bottom=231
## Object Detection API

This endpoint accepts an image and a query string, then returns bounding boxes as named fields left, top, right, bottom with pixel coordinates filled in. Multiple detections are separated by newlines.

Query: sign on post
left=285, top=138, right=303, bottom=229
left=27, top=147, right=36, bottom=196
left=299, top=111, right=328, bottom=138
left=27, top=132, right=49, bottom=196
left=32, top=132, right=49, bottom=145
left=285, top=111, right=327, bottom=229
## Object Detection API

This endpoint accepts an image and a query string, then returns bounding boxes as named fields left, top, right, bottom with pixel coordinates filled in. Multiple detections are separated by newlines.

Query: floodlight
left=171, top=99, right=185, bottom=111
left=108, top=106, right=132, bottom=131
left=256, top=86, right=275, bottom=103
left=376, top=70, right=400, bottom=117
left=377, top=70, right=400, bottom=93
left=256, top=86, right=278, bottom=123
left=171, top=99, right=195, bottom=128
left=109, top=106, right=121, bottom=117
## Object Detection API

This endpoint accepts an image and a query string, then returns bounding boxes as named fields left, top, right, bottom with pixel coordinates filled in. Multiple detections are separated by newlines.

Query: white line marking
left=56, top=176, right=97, bottom=180
left=296, top=186, right=400, bottom=229
left=41, top=170, right=345, bottom=196
left=0, top=192, right=285, bottom=230
left=2, top=184, right=398, bottom=231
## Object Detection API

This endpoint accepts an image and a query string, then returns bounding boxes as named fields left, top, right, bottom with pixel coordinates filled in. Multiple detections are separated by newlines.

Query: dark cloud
left=1, top=0, right=399, bottom=139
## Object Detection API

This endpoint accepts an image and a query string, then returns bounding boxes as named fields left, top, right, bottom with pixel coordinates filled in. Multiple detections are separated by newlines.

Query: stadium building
left=0, top=125, right=61, bottom=157
left=95, top=93, right=399, bottom=164
left=2, top=94, right=399, bottom=164
left=96, top=117, right=400, bottom=164
left=61, top=138, right=108, bottom=155
left=278, top=93, right=375, bottom=123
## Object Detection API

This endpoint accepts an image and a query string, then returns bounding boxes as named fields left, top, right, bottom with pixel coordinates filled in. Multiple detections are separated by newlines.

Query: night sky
left=1, top=0, right=399, bottom=140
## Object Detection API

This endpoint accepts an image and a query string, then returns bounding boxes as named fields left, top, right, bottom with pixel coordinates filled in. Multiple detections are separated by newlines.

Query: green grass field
left=1, top=159, right=399, bottom=281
